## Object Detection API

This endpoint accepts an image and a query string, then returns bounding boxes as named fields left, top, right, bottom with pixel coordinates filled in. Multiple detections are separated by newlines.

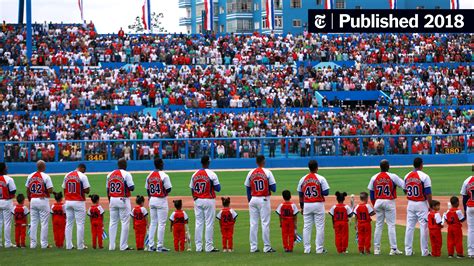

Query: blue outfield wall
left=6, top=154, right=474, bottom=175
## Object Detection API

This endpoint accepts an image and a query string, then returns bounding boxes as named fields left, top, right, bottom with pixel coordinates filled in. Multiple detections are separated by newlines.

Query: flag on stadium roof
left=204, top=0, right=214, bottom=31
left=325, top=0, right=333, bottom=9
left=266, top=0, right=275, bottom=30
left=77, top=0, right=84, bottom=21
left=450, top=0, right=460, bottom=9
left=389, top=0, right=397, bottom=9
left=142, top=0, right=151, bottom=30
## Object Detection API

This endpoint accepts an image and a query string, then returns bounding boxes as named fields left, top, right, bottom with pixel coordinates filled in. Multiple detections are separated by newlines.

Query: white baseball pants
left=194, top=198, right=216, bottom=252
left=29, top=198, right=50, bottom=248
left=109, top=197, right=131, bottom=251
left=148, top=197, right=169, bottom=249
left=0, top=199, right=13, bottom=247
left=467, top=207, right=474, bottom=256
left=374, top=199, right=398, bottom=250
left=65, top=201, right=86, bottom=250
left=405, top=201, right=429, bottom=256
left=303, top=202, right=326, bottom=253
left=249, top=196, right=272, bottom=252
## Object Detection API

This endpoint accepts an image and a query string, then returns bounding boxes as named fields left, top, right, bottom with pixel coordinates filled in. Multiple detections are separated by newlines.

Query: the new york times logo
left=308, top=9, right=473, bottom=33
left=314, top=14, right=326, bottom=29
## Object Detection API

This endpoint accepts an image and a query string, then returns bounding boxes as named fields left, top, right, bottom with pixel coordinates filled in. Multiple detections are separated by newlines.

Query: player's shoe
left=251, top=249, right=260, bottom=253
left=208, top=248, right=220, bottom=253
left=264, top=248, right=276, bottom=253
left=148, top=247, right=157, bottom=252
left=389, top=249, right=403, bottom=256
left=157, top=247, right=170, bottom=252
left=448, top=255, right=454, bottom=258
left=223, top=249, right=228, bottom=253
left=124, top=247, right=134, bottom=251
left=228, top=249, right=233, bottom=252
left=456, top=255, right=465, bottom=259
left=468, top=255, right=474, bottom=259
left=374, top=248, right=381, bottom=255
left=316, top=249, right=328, bottom=254
left=5, top=244, right=16, bottom=248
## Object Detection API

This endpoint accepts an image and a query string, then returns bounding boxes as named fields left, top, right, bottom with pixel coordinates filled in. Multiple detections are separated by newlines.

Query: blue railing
left=1, top=134, right=472, bottom=163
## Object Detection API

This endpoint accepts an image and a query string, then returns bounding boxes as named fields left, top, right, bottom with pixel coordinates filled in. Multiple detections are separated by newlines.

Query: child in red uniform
left=443, top=196, right=465, bottom=258
left=428, top=200, right=443, bottom=257
left=329, top=191, right=353, bottom=254
left=170, top=200, right=188, bottom=252
left=12, top=194, right=29, bottom=248
left=353, top=192, right=375, bottom=254
left=216, top=197, right=238, bottom=252
left=276, top=190, right=299, bottom=252
left=87, top=194, right=105, bottom=249
left=131, top=195, right=148, bottom=250
left=51, top=192, right=66, bottom=248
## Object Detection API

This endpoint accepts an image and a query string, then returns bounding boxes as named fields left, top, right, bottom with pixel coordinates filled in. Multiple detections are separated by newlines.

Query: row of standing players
left=0, top=156, right=473, bottom=257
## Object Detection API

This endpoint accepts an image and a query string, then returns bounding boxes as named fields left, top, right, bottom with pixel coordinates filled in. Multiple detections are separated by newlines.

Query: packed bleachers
left=0, top=22, right=473, bottom=163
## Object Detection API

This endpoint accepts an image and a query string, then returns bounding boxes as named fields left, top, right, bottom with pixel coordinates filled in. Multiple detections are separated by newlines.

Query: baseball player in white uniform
left=460, top=166, right=474, bottom=258
left=63, top=163, right=90, bottom=250
left=245, top=155, right=276, bottom=253
left=190, top=156, right=221, bottom=252
left=26, top=160, right=54, bottom=249
left=367, top=159, right=404, bottom=255
left=0, top=163, right=16, bottom=248
left=146, top=158, right=172, bottom=252
left=404, top=157, right=432, bottom=256
left=297, top=160, right=329, bottom=254
left=106, top=159, right=135, bottom=251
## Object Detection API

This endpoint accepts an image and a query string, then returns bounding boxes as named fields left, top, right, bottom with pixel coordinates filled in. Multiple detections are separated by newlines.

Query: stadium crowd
left=1, top=106, right=473, bottom=162
left=0, top=63, right=471, bottom=111
left=1, top=23, right=472, bottom=66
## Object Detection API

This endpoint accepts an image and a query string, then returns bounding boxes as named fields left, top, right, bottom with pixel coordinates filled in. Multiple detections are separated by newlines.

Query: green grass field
left=1, top=166, right=471, bottom=265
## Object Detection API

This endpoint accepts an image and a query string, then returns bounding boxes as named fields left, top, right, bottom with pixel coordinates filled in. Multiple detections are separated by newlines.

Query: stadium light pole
left=18, top=0, right=24, bottom=24
left=26, top=0, right=32, bottom=65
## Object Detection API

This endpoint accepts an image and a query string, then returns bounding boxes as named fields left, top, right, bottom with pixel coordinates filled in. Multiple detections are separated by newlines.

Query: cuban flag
left=102, top=230, right=108, bottom=240
left=389, top=0, right=397, bottom=9
left=325, top=0, right=333, bottom=9
left=77, top=0, right=84, bottom=21
left=142, top=0, right=151, bottom=30
left=144, top=232, right=150, bottom=247
left=266, top=0, right=275, bottom=30
left=204, top=0, right=214, bottom=31
left=294, top=230, right=303, bottom=243
left=450, top=0, right=460, bottom=9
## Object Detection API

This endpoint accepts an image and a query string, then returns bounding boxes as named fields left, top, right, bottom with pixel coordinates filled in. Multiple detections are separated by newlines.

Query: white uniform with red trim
left=461, top=175, right=474, bottom=256
left=244, top=167, right=276, bottom=252
left=145, top=170, right=172, bottom=250
left=189, top=168, right=220, bottom=252
left=404, top=170, right=431, bottom=256
left=106, top=169, right=134, bottom=251
left=367, top=171, right=404, bottom=252
left=26, top=171, right=53, bottom=248
left=297, top=172, right=329, bottom=254
left=0, top=175, right=16, bottom=247
left=62, top=170, right=90, bottom=250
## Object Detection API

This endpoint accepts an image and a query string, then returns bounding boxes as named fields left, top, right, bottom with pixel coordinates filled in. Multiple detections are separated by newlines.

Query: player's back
left=218, top=208, right=237, bottom=227
left=444, top=208, right=463, bottom=229
left=427, top=210, right=442, bottom=230
left=13, top=205, right=28, bottom=225
left=331, top=204, right=349, bottom=223
left=88, top=205, right=104, bottom=225
left=371, top=172, right=397, bottom=200
left=354, top=203, right=373, bottom=225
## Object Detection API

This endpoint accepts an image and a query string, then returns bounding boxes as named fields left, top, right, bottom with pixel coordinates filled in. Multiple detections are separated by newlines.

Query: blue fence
left=2, top=134, right=473, bottom=174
